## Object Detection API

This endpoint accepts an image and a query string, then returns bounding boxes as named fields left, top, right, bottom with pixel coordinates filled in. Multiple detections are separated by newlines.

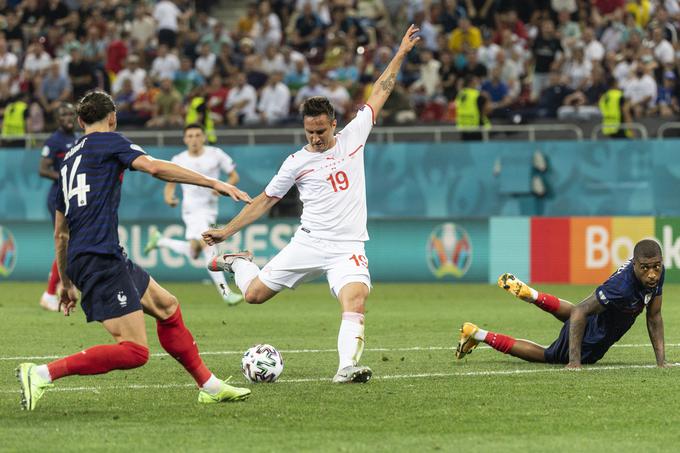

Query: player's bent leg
left=243, top=277, right=278, bottom=304
left=498, top=273, right=574, bottom=322
left=333, top=282, right=372, bottom=383
left=456, top=321, right=547, bottom=363
left=141, top=278, right=251, bottom=402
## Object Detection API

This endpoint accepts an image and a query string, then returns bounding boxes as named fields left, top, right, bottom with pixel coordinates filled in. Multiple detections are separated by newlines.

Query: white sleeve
left=218, top=150, right=236, bottom=174
left=264, top=156, right=296, bottom=198
left=337, top=104, right=375, bottom=151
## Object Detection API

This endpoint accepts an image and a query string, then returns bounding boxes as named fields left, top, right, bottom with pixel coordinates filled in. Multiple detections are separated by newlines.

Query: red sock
left=156, top=306, right=211, bottom=387
left=484, top=332, right=517, bottom=354
left=46, top=259, right=60, bottom=295
left=47, top=341, right=149, bottom=381
left=534, top=292, right=560, bottom=313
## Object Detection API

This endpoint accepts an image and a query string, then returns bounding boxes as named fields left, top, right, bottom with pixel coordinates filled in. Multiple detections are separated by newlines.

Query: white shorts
left=259, top=232, right=372, bottom=298
left=181, top=210, right=217, bottom=241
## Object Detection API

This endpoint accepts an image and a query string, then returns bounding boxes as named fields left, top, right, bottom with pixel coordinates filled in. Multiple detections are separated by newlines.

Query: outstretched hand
left=398, top=24, right=421, bottom=55
left=202, top=228, right=229, bottom=246
left=213, top=181, right=252, bottom=203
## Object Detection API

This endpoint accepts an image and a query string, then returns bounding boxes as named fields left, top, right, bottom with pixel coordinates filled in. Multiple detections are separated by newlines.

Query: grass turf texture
left=2, top=281, right=680, bottom=452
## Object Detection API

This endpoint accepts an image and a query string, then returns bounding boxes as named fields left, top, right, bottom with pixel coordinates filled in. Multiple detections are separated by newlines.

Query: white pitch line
left=2, top=363, right=679, bottom=395
left=2, top=343, right=680, bottom=362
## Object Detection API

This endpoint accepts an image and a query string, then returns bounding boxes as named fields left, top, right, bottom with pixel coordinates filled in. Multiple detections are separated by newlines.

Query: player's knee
left=120, top=341, right=150, bottom=368
left=244, top=289, right=266, bottom=304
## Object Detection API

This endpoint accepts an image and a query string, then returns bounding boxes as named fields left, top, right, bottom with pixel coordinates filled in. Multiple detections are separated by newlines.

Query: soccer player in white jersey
left=144, top=123, right=243, bottom=305
left=202, top=25, right=421, bottom=383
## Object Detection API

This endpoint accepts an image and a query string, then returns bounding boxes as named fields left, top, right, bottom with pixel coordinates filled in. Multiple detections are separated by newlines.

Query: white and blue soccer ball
left=241, top=344, right=284, bottom=383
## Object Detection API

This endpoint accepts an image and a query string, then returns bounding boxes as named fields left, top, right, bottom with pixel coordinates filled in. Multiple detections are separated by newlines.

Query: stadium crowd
left=1, top=0, right=680, bottom=132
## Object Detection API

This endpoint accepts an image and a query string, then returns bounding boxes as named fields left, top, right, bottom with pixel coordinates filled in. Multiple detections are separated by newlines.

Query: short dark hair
left=76, top=91, right=116, bottom=125
left=184, top=122, right=205, bottom=133
left=300, top=96, right=335, bottom=120
left=634, top=239, right=662, bottom=260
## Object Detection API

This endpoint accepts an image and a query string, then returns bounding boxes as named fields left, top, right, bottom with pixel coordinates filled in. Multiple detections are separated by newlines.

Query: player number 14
left=60, top=155, right=90, bottom=215
left=326, top=171, right=349, bottom=192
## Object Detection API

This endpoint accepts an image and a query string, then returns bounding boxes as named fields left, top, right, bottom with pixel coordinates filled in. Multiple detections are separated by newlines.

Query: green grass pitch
left=2, top=281, right=680, bottom=452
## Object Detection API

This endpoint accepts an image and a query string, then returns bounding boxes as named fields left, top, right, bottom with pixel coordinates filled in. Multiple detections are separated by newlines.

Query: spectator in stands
left=68, top=45, right=96, bottom=101
left=582, top=27, right=605, bottom=63
left=624, top=62, right=658, bottom=118
left=556, top=9, right=581, bottom=49
left=412, top=9, right=438, bottom=51
left=113, top=55, right=147, bottom=97
left=113, top=78, right=141, bottom=126
left=82, top=25, right=106, bottom=67
left=38, top=61, right=71, bottom=116
left=294, top=71, right=328, bottom=109
left=465, top=0, right=497, bottom=28
left=0, top=37, right=19, bottom=84
left=558, top=64, right=608, bottom=120
left=201, top=21, right=234, bottom=54
left=153, top=0, right=183, bottom=48
left=206, top=74, right=228, bottom=125
left=653, top=26, right=675, bottom=65
left=195, top=43, right=217, bottom=79
left=215, top=42, right=241, bottom=78
left=257, top=70, right=291, bottom=124
left=132, top=77, right=159, bottom=124
left=23, top=40, right=52, bottom=78
left=656, top=70, right=680, bottom=117
left=496, top=49, right=522, bottom=99
left=600, top=8, right=626, bottom=52
left=435, top=0, right=465, bottom=34
left=482, top=66, right=513, bottom=118
left=284, top=53, right=311, bottom=91
left=236, top=2, right=259, bottom=40
left=536, top=72, right=574, bottom=118
left=531, top=19, right=563, bottom=100
left=290, top=2, right=325, bottom=52
left=105, top=29, right=129, bottom=76
left=325, top=72, right=352, bottom=119
left=19, top=0, right=46, bottom=39
left=410, top=49, right=442, bottom=103
left=457, top=49, right=488, bottom=80
left=224, top=72, right=258, bottom=126
left=494, top=10, right=529, bottom=45
left=328, top=47, right=359, bottom=89
left=477, top=28, right=502, bottom=71
left=591, top=0, right=626, bottom=27
left=563, top=44, right=593, bottom=90
left=654, top=6, right=678, bottom=44
left=4, top=10, right=24, bottom=48
left=449, top=17, right=482, bottom=53
left=261, top=43, right=287, bottom=75
left=147, top=77, right=183, bottom=127
left=45, top=0, right=70, bottom=27
left=150, top=44, right=180, bottom=82
left=174, top=56, right=205, bottom=99
left=381, top=83, right=417, bottom=124
left=130, top=5, right=156, bottom=51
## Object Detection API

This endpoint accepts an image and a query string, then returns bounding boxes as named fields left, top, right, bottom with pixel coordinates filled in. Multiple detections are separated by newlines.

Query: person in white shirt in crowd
left=261, top=43, right=287, bottom=75
left=153, top=0, right=184, bottom=48
left=652, top=26, right=675, bottom=65
left=144, top=123, right=243, bottom=305
left=23, top=40, right=52, bottom=77
left=563, top=43, right=593, bottom=90
left=112, top=55, right=147, bottom=97
left=225, top=72, right=258, bottom=126
left=477, top=28, right=502, bottom=71
left=582, top=27, right=605, bottom=62
left=203, top=25, right=421, bottom=385
left=324, top=73, right=351, bottom=119
left=294, top=71, right=329, bottom=110
left=410, top=49, right=441, bottom=99
left=0, top=37, right=19, bottom=84
left=195, top=42, right=217, bottom=79
left=257, top=71, right=291, bottom=124
left=496, top=49, right=522, bottom=99
left=130, top=5, right=156, bottom=49
left=624, top=62, right=658, bottom=118
left=150, top=44, right=180, bottom=81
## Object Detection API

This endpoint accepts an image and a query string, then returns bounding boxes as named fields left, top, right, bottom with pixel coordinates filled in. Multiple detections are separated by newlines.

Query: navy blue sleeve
left=41, top=136, right=58, bottom=160
left=111, top=133, right=146, bottom=169
left=595, top=271, right=631, bottom=309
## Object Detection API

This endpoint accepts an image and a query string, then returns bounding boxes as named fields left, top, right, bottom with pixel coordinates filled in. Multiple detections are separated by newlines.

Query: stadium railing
left=590, top=122, right=649, bottom=140
left=656, top=122, right=680, bottom=139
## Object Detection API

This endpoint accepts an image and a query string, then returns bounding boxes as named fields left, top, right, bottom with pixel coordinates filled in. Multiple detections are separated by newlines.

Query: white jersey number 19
left=60, top=155, right=90, bottom=215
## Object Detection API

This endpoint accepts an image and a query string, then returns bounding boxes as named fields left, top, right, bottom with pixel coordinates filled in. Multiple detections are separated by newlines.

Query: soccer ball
left=241, top=344, right=284, bottom=383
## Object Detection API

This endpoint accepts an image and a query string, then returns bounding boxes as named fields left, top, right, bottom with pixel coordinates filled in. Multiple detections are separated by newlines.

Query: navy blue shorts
left=544, top=320, right=608, bottom=365
left=67, top=253, right=150, bottom=323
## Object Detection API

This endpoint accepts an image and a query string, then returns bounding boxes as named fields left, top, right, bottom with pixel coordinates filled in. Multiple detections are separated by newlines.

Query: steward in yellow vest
left=598, top=78, right=633, bottom=138
left=455, top=76, right=490, bottom=140
left=185, top=95, right=216, bottom=144
left=2, top=98, right=28, bottom=141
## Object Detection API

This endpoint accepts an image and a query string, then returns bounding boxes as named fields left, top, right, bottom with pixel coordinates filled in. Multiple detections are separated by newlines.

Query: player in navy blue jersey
left=38, top=103, right=78, bottom=311
left=16, top=91, right=253, bottom=411
left=456, top=239, right=666, bottom=368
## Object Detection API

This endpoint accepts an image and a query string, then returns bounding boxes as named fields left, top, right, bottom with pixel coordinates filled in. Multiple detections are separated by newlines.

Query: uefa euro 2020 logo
left=0, top=225, right=17, bottom=277
left=426, top=223, right=472, bottom=278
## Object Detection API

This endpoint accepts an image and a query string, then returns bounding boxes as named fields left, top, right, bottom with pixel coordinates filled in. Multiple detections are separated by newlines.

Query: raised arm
left=567, top=293, right=606, bottom=368
left=365, top=24, right=420, bottom=119
left=646, top=295, right=666, bottom=367
left=131, top=154, right=252, bottom=203
left=202, top=191, right=279, bottom=245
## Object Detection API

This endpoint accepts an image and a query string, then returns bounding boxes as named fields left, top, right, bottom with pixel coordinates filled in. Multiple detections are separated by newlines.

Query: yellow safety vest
left=599, top=89, right=623, bottom=135
left=2, top=100, right=27, bottom=139
left=185, top=97, right=216, bottom=143
left=455, top=88, right=489, bottom=130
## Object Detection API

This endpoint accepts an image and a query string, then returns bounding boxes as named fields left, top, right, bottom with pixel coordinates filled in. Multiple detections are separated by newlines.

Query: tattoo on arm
left=379, top=73, right=397, bottom=93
